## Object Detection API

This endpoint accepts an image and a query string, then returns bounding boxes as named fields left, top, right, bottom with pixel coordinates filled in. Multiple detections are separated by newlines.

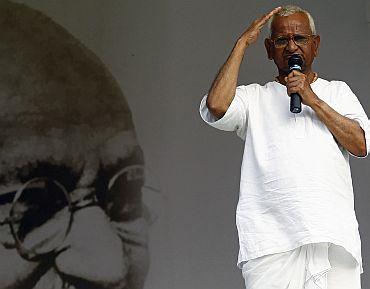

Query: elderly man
left=200, top=5, right=369, bottom=289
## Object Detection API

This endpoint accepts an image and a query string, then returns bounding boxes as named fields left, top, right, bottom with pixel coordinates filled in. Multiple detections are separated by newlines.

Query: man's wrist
left=236, top=37, right=250, bottom=50
left=307, top=93, right=323, bottom=111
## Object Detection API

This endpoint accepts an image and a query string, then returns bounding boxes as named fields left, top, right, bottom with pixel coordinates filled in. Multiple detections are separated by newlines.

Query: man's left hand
left=285, top=70, right=319, bottom=107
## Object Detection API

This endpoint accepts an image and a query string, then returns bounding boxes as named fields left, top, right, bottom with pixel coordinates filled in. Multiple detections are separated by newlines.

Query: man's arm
left=310, top=99, right=367, bottom=157
left=286, top=70, right=367, bottom=157
left=206, top=7, right=281, bottom=119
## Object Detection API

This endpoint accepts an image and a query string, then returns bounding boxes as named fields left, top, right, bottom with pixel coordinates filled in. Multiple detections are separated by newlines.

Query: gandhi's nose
left=55, top=206, right=128, bottom=287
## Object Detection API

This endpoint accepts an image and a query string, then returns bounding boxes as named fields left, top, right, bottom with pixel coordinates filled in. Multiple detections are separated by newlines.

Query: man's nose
left=286, top=38, right=299, bottom=52
left=55, top=206, right=128, bottom=287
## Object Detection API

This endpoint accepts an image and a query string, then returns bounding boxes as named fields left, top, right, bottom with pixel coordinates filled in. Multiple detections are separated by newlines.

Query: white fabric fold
left=304, top=243, right=332, bottom=289
left=241, top=242, right=332, bottom=289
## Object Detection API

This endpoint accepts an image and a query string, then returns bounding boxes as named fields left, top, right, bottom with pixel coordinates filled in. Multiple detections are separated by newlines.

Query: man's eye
left=294, top=35, right=309, bottom=43
left=275, top=37, right=288, bottom=46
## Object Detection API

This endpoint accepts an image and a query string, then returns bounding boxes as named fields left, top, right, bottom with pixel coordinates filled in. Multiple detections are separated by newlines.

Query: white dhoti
left=241, top=242, right=361, bottom=289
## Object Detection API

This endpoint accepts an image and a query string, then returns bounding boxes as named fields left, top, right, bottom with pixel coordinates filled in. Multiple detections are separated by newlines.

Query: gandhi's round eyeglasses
left=270, top=34, right=314, bottom=48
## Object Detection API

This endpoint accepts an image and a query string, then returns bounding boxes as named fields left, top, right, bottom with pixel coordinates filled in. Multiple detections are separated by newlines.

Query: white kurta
left=199, top=78, right=370, bottom=274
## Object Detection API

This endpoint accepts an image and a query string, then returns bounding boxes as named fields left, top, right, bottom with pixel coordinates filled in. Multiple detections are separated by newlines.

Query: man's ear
left=264, top=38, right=273, bottom=60
left=313, top=35, right=320, bottom=57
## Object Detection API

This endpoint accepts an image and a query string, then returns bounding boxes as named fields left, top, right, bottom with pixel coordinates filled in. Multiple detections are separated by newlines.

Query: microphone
left=288, top=54, right=303, bottom=113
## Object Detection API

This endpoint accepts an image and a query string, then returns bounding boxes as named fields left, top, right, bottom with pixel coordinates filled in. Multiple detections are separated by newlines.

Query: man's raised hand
left=239, top=7, right=282, bottom=47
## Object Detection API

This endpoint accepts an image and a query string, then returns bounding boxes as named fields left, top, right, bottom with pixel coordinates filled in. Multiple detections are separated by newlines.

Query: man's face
left=264, top=12, right=320, bottom=75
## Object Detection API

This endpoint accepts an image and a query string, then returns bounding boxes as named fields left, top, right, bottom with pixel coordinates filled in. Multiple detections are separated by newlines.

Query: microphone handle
left=290, top=92, right=302, bottom=113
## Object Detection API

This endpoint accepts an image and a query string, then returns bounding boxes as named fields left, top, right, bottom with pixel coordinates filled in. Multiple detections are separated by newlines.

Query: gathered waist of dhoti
left=241, top=242, right=350, bottom=289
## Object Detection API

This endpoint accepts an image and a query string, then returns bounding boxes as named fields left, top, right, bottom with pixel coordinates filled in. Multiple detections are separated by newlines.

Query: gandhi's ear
left=264, top=38, right=273, bottom=60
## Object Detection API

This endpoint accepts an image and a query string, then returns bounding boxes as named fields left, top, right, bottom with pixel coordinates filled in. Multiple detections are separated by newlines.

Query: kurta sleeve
left=199, top=85, right=253, bottom=140
left=333, top=81, right=370, bottom=158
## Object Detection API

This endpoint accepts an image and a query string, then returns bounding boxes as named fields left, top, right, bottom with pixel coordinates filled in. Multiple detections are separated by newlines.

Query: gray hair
left=267, top=5, right=316, bottom=36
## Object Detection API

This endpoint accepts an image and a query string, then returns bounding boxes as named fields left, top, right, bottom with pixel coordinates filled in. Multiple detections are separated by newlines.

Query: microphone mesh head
left=288, top=54, right=303, bottom=71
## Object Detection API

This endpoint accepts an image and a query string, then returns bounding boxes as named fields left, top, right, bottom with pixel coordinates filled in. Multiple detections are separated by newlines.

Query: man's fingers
left=292, top=70, right=304, bottom=76
left=256, top=7, right=282, bottom=28
left=287, top=71, right=303, bottom=78
left=259, top=7, right=281, bottom=24
left=287, top=76, right=303, bottom=82
left=287, top=80, right=302, bottom=88
left=241, top=7, right=282, bottom=46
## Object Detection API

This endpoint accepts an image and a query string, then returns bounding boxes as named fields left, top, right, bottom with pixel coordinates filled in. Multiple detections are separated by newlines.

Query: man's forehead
left=271, top=12, right=311, bottom=35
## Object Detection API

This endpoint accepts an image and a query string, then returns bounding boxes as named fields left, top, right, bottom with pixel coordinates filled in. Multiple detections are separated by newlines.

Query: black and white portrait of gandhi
left=0, top=1, right=150, bottom=288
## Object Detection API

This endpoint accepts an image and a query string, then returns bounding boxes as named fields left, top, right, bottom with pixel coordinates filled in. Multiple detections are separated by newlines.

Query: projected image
left=0, top=1, right=150, bottom=288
